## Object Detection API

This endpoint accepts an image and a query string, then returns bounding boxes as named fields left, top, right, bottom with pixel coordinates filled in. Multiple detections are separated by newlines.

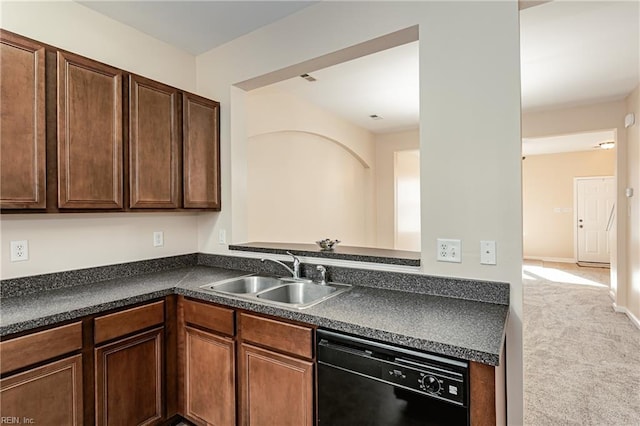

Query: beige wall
left=0, top=1, right=200, bottom=279
left=522, top=100, right=628, bottom=304
left=245, top=87, right=376, bottom=246
left=625, top=85, right=640, bottom=324
left=375, top=130, right=420, bottom=249
left=523, top=150, right=615, bottom=261
left=195, top=2, right=523, bottom=422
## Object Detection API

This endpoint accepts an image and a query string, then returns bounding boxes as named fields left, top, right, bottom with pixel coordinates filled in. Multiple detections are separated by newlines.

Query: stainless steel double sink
left=200, top=275, right=351, bottom=309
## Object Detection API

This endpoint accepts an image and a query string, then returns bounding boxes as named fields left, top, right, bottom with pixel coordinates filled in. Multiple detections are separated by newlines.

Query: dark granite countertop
left=0, top=265, right=508, bottom=366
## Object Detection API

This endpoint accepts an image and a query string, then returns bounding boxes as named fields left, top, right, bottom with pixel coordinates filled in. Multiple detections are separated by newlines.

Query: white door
left=576, top=177, right=615, bottom=264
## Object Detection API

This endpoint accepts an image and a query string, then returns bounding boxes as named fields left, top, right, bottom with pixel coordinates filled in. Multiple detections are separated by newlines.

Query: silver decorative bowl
left=316, top=239, right=341, bottom=251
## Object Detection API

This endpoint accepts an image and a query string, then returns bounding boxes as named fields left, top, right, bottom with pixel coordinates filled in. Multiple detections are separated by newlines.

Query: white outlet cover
left=10, top=240, right=29, bottom=262
left=437, top=239, right=461, bottom=263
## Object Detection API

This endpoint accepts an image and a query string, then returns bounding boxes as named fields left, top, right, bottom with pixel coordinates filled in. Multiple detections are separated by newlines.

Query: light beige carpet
left=523, top=261, right=640, bottom=425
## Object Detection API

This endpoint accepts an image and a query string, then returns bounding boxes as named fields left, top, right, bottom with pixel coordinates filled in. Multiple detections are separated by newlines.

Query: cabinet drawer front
left=183, top=299, right=234, bottom=336
left=239, top=313, right=312, bottom=359
left=0, top=322, right=82, bottom=375
left=94, top=301, right=164, bottom=344
left=0, top=354, right=83, bottom=425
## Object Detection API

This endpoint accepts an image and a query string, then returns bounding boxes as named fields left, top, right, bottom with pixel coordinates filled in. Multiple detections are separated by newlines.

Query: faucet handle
left=316, top=265, right=327, bottom=285
left=286, top=252, right=301, bottom=278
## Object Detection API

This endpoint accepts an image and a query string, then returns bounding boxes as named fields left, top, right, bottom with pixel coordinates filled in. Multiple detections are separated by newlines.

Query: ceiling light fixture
left=598, top=141, right=615, bottom=150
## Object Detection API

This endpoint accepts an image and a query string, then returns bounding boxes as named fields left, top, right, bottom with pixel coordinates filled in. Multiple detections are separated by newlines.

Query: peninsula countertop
left=0, top=265, right=509, bottom=366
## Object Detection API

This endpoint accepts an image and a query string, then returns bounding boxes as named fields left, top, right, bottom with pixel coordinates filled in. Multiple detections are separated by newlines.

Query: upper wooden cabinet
left=129, top=75, right=180, bottom=209
left=183, top=93, right=220, bottom=209
left=0, top=31, right=221, bottom=213
left=0, top=31, right=46, bottom=209
left=57, top=51, right=123, bottom=209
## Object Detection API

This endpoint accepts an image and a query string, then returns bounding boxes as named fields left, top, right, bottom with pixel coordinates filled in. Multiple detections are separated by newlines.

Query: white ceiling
left=77, top=1, right=318, bottom=55
left=522, top=130, right=616, bottom=156
left=520, top=1, right=639, bottom=112
left=271, top=41, right=420, bottom=134
left=78, top=1, right=639, bottom=147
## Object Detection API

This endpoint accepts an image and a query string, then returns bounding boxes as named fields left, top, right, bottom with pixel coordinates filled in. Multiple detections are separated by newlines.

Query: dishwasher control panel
left=381, top=360, right=465, bottom=405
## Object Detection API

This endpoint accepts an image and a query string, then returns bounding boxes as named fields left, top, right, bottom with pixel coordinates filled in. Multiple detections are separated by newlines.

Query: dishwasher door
left=317, top=330, right=469, bottom=426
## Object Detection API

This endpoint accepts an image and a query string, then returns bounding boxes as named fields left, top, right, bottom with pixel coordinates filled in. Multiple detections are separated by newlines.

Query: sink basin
left=257, top=282, right=336, bottom=304
left=207, top=276, right=283, bottom=294
left=200, top=275, right=351, bottom=309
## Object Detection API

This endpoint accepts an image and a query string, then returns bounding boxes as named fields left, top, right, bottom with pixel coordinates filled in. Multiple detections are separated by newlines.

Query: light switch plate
left=153, top=231, right=164, bottom=247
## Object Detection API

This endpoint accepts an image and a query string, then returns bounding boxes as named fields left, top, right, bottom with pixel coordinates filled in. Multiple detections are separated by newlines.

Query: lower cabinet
left=180, top=298, right=236, bottom=426
left=94, top=327, right=164, bottom=426
left=239, top=343, right=313, bottom=426
left=0, top=355, right=83, bottom=425
left=178, top=298, right=315, bottom=426
left=183, top=326, right=235, bottom=425
left=0, top=321, right=84, bottom=425
left=238, top=312, right=314, bottom=426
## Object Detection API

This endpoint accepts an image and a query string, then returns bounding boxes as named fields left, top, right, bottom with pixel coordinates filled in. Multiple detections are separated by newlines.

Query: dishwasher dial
left=419, top=375, right=441, bottom=394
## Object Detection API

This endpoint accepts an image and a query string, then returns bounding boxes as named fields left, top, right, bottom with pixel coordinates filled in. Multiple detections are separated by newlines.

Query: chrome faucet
left=261, top=251, right=301, bottom=279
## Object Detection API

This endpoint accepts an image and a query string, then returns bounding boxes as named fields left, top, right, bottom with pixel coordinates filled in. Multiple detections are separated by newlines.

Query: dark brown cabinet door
left=95, top=327, right=164, bottom=426
left=129, top=75, right=180, bottom=208
left=182, top=93, right=220, bottom=209
left=239, top=343, right=313, bottom=426
left=0, top=31, right=46, bottom=209
left=0, top=355, right=83, bottom=425
left=58, top=51, right=123, bottom=209
left=184, top=326, right=235, bottom=426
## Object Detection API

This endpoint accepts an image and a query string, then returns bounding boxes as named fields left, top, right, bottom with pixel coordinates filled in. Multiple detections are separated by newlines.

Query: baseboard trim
left=609, top=290, right=616, bottom=301
left=523, top=256, right=575, bottom=264
left=612, top=302, right=640, bottom=330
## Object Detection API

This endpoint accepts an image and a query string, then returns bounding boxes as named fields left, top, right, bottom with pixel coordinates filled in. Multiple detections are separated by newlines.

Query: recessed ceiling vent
left=369, top=114, right=383, bottom=120
left=300, top=73, right=317, bottom=82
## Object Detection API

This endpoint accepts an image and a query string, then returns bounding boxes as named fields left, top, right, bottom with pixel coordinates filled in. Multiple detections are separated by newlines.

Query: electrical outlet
left=153, top=231, right=164, bottom=247
left=480, top=240, right=497, bottom=265
left=218, top=229, right=226, bottom=245
left=437, top=239, right=461, bottom=263
left=10, top=240, right=29, bottom=262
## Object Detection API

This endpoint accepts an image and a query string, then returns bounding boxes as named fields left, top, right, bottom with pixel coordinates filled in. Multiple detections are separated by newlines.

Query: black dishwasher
left=317, top=329, right=469, bottom=426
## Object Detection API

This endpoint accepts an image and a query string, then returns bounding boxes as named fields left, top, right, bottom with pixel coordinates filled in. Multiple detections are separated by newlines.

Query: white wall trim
left=612, top=302, right=640, bottom=330
left=523, top=256, right=575, bottom=263
left=609, top=290, right=616, bottom=301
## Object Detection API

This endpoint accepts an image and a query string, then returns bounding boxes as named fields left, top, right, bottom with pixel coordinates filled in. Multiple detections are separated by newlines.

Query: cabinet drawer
left=0, top=322, right=82, bottom=375
left=183, top=299, right=234, bottom=336
left=94, top=301, right=164, bottom=344
left=239, top=313, right=313, bottom=359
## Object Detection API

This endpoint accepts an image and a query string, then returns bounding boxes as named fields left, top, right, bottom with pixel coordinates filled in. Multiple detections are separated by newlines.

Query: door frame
left=573, top=175, right=615, bottom=265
